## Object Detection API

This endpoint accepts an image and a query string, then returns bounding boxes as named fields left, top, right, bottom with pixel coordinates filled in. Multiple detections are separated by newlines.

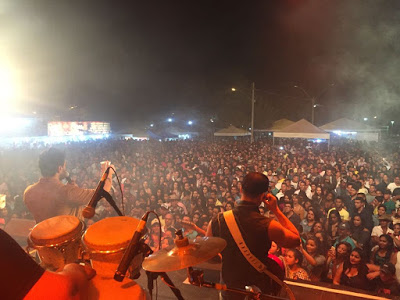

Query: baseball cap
left=160, top=203, right=169, bottom=210
left=381, top=263, right=396, bottom=275
left=379, top=214, right=392, bottom=222
left=339, top=222, right=350, bottom=230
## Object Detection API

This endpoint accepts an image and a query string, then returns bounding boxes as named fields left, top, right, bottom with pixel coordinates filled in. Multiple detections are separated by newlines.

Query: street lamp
left=231, top=82, right=255, bottom=143
left=294, top=83, right=334, bottom=125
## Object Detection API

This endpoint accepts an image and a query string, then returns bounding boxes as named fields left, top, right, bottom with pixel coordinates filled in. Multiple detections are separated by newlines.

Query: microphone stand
left=116, top=237, right=184, bottom=300
left=101, top=189, right=123, bottom=216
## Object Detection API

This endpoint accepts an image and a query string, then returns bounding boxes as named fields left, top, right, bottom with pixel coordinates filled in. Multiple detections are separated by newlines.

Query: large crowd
left=1, top=138, right=400, bottom=297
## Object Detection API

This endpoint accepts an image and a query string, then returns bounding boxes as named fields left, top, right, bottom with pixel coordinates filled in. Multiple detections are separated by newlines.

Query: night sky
left=1, top=1, right=400, bottom=127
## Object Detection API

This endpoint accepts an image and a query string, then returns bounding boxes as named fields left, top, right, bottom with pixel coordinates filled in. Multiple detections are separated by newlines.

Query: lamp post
left=294, top=84, right=334, bottom=125
left=231, top=82, right=255, bottom=143
left=293, top=85, right=315, bottom=125
left=250, top=82, right=255, bottom=143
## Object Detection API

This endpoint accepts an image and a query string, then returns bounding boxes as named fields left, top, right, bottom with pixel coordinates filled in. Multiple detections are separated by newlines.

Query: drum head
left=30, top=215, right=82, bottom=246
left=83, top=216, right=140, bottom=252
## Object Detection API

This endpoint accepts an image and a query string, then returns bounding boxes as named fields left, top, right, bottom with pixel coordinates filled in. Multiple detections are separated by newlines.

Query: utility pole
left=251, top=82, right=255, bottom=143
left=311, top=97, right=315, bottom=125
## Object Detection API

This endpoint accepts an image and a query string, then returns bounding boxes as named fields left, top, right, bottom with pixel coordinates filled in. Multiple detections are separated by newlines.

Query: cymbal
left=142, top=236, right=227, bottom=272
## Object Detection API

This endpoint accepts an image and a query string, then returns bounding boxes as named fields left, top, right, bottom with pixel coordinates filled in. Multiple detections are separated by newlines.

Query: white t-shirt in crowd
left=387, top=182, right=400, bottom=193
left=371, top=225, right=394, bottom=237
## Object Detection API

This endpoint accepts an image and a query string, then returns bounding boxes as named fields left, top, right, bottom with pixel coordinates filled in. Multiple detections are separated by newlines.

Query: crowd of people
left=2, top=137, right=400, bottom=297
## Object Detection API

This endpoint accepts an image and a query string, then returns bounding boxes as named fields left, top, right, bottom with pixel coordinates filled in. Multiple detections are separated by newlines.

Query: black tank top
left=211, top=201, right=283, bottom=295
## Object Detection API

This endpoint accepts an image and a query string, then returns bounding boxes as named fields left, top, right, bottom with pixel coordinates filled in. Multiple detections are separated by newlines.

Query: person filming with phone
left=24, top=147, right=114, bottom=223
left=206, top=172, right=300, bottom=299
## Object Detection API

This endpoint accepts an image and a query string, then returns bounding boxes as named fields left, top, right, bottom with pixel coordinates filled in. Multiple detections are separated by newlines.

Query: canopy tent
left=255, top=118, right=295, bottom=132
left=320, top=118, right=376, bottom=132
left=273, top=119, right=330, bottom=139
left=147, top=129, right=178, bottom=140
left=320, top=118, right=380, bottom=142
left=214, top=125, right=250, bottom=137
left=113, top=128, right=149, bottom=140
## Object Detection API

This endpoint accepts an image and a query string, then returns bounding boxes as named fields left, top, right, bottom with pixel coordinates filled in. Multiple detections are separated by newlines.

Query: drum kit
left=27, top=215, right=290, bottom=300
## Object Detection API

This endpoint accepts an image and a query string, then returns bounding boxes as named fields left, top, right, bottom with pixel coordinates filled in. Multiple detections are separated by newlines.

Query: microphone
left=114, top=212, right=150, bottom=282
left=82, top=167, right=111, bottom=219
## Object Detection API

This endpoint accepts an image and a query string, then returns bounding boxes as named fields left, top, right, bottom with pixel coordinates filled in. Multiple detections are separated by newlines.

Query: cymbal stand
left=146, top=270, right=185, bottom=300
left=140, top=239, right=184, bottom=300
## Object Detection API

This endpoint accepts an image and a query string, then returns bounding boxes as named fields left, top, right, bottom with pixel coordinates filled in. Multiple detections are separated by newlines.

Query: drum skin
left=29, top=215, right=83, bottom=271
left=83, top=216, right=148, bottom=299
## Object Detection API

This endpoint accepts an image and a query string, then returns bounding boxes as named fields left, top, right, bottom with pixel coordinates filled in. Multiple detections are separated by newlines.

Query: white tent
left=320, top=118, right=376, bottom=132
left=255, top=118, right=295, bottom=132
left=273, top=119, right=330, bottom=139
left=214, top=125, right=250, bottom=137
left=320, top=118, right=380, bottom=142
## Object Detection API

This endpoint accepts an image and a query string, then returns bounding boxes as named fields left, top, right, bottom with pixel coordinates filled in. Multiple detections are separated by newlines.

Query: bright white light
left=391, top=121, right=395, bottom=125
left=210, top=119, right=214, bottom=123
left=0, top=117, right=31, bottom=134
left=333, top=130, right=357, bottom=136
left=167, top=118, right=173, bottom=122
left=315, top=139, right=322, bottom=143
left=279, top=146, right=284, bottom=150
left=231, top=88, right=236, bottom=92
left=374, top=116, right=377, bottom=119
left=363, top=117, right=368, bottom=121
left=150, top=123, right=154, bottom=127
left=188, top=120, right=193, bottom=125
left=0, top=64, right=17, bottom=112
left=313, top=105, right=317, bottom=108
left=179, top=134, right=190, bottom=139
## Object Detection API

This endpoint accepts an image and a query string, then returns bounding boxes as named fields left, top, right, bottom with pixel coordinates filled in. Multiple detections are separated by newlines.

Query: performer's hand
left=62, top=263, right=96, bottom=281
left=109, top=164, right=115, bottom=176
left=263, top=193, right=278, bottom=212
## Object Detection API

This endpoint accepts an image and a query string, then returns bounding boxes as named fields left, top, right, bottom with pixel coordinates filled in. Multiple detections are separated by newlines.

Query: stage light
left=188, top=120, right=193, bottom=125
left=150, top=123, right=154, bottom=127
left=363, top=117, right=368, bottom=121
left=167, top=118, right=173, bottom=122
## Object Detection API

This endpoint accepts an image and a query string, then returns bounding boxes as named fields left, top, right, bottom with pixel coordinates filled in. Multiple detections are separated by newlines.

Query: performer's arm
left=0, top=229, right=95, bottom=300
left=65, top=163, right=114, bottom=205
left=25, top=264, right=96, bottom=300
left=264, top=193, right=300, bottom=248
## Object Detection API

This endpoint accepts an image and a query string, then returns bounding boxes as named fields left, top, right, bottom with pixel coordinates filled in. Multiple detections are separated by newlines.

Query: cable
left=155, top=275, right=158, bottom=300
left=109, top=166, right=125, bottom=215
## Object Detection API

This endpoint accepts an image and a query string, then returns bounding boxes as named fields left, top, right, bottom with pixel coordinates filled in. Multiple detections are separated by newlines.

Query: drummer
left=24, top=148, right=114, bottom=223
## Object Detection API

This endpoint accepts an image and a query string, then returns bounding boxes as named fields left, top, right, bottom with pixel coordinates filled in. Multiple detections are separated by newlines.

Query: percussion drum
left=28, top=215, right=84, bottom=271
left=82, top=216, right=147, bottom=299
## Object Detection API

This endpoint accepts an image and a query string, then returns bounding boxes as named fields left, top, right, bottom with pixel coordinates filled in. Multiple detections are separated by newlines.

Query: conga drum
left=82, top=216, right=148, bottom=299
left=28, top=215, right=84, bottom=271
